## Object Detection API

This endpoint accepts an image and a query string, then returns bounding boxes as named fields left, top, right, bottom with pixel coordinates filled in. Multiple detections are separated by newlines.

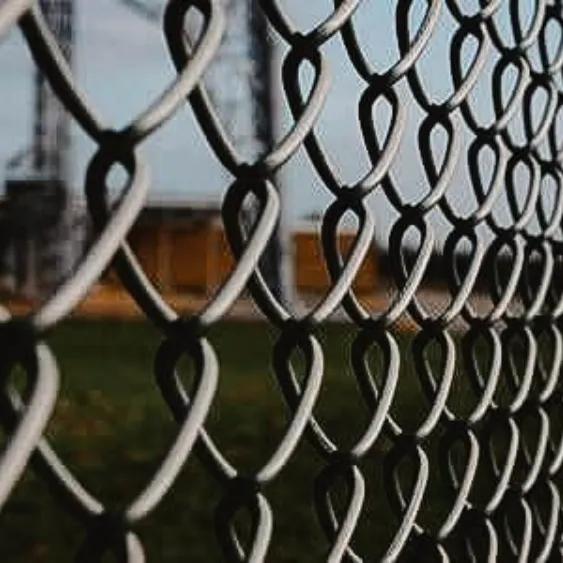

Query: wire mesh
left=1, top=0, right=563, bottom=560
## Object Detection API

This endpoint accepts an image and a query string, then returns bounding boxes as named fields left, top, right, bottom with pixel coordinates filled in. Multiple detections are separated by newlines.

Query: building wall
left=293, top=231, right=377, bottom=294
left=103, top=219, right=233, bottom=294
left=102, top=216, right=377, bottom=296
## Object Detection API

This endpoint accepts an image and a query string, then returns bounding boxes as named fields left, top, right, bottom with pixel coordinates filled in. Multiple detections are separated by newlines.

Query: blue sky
left=0, top=1, right=553, bottom=243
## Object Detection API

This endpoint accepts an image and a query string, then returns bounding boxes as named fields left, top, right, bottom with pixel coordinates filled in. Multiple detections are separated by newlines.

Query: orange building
left=293, top=230, right=377, bottom=295
left=101, top=203, right=378, bottom=297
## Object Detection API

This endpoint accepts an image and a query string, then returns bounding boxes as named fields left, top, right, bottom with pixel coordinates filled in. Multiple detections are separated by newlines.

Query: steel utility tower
left=32, top=0, right=73, bottom=184
left=122, top=0, right=291, bottom=305
left=205, top=0, right=289, bottom=303
left=1, top=0, right=291, bottom=302
left=2, top=0, right=76, bottom=298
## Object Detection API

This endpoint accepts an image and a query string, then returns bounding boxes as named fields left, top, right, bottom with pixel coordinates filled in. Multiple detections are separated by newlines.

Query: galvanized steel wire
left=1, top=0, right=563, bottom=560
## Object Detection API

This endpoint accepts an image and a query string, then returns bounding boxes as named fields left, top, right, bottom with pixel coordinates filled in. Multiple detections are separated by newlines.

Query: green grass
left=0, top=320, right=551, bottom=561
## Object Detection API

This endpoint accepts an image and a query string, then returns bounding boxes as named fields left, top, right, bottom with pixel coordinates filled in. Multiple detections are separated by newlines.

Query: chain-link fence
left=1, top=0, right=563, bottom=560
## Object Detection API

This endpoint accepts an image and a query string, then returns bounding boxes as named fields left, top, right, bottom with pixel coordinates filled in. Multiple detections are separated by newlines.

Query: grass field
left=0, top=320, right=539, bottom=561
